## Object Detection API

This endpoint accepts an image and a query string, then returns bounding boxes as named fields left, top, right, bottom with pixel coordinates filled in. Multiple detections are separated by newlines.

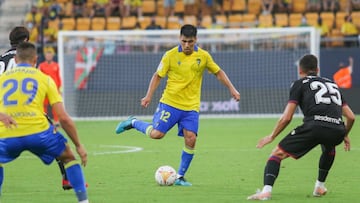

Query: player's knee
left=150, top=131, right=165, bottom=139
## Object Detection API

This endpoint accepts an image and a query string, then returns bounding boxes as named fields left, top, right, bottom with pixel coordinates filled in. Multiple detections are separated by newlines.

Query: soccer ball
left=154, top=165, right=177, bottom=186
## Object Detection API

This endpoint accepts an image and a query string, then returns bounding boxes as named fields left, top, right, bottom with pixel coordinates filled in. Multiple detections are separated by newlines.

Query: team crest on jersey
left=177, top=61, right=181, bottom=65
left=196, top=58, right=201, bottom=65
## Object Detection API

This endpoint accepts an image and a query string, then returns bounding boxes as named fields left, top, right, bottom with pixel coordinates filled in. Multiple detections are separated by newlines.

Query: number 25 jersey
left=289, top=74, right=345, bottom=127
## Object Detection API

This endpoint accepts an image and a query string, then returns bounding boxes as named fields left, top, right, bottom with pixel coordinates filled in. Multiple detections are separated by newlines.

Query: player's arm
left=141, top=72, right=162, bottom=108
left=0, top=112, right=17, bottom=128
left=342, top=104, right=355, bottom=151
left=257, top=102, right=297, bottom=148
left=214, top=69, right=240, bottom=101
left=52, top=102, right=87, bottom=166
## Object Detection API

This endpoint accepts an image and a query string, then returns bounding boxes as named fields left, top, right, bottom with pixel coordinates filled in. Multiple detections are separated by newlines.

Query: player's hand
left=141, top=96, right=152, bottom=108
left=76, top=144, right=88, bottom=167
left=231, top=89, right=240, bottom=102
left=256, top=135, right=274, bottom=148
left=343, top=136, right=350, bottom=151
left=0, top=113, right=17, bottom=129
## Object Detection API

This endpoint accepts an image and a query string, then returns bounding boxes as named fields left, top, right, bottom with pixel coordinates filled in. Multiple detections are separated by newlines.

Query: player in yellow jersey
left=115, top=24, right=240, bottom=186
left=0, top=42, right=89, bottom=203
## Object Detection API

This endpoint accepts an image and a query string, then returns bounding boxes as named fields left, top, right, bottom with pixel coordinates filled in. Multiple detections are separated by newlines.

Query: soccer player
left=247, top=54, right=355, bottom=200
left=39, top=47, right=62, bottom=126
left=0, top=26, right=29, bottom=75
left=0, top=42, right=89, bottom=203
left=0, top=26, right=73, bottom=190
left=115, top=24, right=241, bottom=186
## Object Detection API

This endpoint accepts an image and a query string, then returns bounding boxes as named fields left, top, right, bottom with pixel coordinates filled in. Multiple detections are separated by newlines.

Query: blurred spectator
left=124, top=0, right=143, bottom=18
left=261, top=0, right=275, bottom=15
left=164, top=0, right=175, bottom=17
left=299, top=13, right=311, bottom=27
left=49, top=1, right=62, bottom=19
left=341, top=15, right=359, bottom=47
left=144, top=17, right=162, bottom=53
left=42, top=19, right=58, bottom=45
left=73, top=0, right=87, bottom=17
left=25, top=5, right=42, bottom=27
left=27, top=23, right=40, bottom=44
left=333, top=57, right=354, bottom=89
left=276, top=0, right=293, bottom=14
left=92, top=0, right=109, bottom=17
left=196, top=17, right=206, bottom=29
left=315, top=17, right=330, bottom=47
left=322, top=0, right=339, bottom=12
left=307, top=0, right=322, bottom=12
left=348, top=0, right=360, bottom=12
left=106, top=0, right=125, bottom=17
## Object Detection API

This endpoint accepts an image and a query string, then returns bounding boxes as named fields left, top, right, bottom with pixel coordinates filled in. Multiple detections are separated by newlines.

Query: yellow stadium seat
left=305, top=12, right=319, bottom=27
left=155, top=16, right=167, bottom=28
left=289, top=13, right=302, bottom=27
left=215, top=15, right=227, bottom=26
left=48, top=18, right=60, bottom=31
left=91, top=17, right=106, bottom=30
left=121, top=16, right=137, bottom=29
left=76, top=17, right=91, bottom=30
left=138, top=16, right=152, bottom=29
left=258, top=14, right=273, bottom=27
left=351, top=11, right=360, bottom=28
left=64, top=2, right=73, bottom=17
left=275, top=13, right=289, bottom=27
left=183, top=15, right=197, bottom=26
left=60, top=17, right=75, bottom=30
left=156, top=0, right=165, bottom=16
left=174, top=0, right=184, bottom=15
left=293, top=0, right=307, bottom=13
left=242, top=13, right=256, bottom=28
left=320, top=12, right=335, bottom=29
left=201, top=15, right=212, bottom=28
left=167, top=16, right=180, bottom=29
left=231, top=0, right=246, bottom=13
left=142, top=0, right=156, bottom=16
left=106, top=17, right=121, bottom=30
left=247, top=0, right=261, bottom=15
left=228, top=14, right=242, bottom=28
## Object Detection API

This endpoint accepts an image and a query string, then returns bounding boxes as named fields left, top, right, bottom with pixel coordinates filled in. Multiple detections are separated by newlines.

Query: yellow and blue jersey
left=156, top=45, right=221, bottom=112
left=0, top=64, right=62, bottom=138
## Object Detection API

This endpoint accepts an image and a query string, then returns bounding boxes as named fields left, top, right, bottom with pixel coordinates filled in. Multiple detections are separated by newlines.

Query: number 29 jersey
left=0, top=66, right=62, bottom=138
left=289, top=74, right=345, bottom=127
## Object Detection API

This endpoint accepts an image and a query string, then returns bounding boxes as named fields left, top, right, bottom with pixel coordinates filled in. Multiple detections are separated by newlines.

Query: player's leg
left=57, top=144, right=88, bottom=203
left=56, top=158, right=73, bottom=190
left=174, top=111, right=199, bottom=186
left=0, top=164, right=3, bottom=195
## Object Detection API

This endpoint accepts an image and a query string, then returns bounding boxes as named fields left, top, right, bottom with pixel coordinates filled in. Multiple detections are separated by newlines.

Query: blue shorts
left=0, top=126, right=68, bottom=165
left=153, top=103, right=199, bottom=136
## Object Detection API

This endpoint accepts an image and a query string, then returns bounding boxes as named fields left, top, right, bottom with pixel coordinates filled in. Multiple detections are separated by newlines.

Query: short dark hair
left=299, top=54, right=318, bottom=74
left=180, top=24, right=197, bottom=38
left=9, top=26, right=30, bottom=47
left=16, top=42, right=37, bottom=62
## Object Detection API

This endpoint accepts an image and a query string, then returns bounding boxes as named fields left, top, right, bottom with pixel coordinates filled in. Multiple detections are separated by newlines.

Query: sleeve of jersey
left=156, top=52, right=170, bottom=77
left=205, top=52, right=221, bottom=74
left=47, top=76, right=63, bottom=105
left=288, top=80, right=302, bottom=104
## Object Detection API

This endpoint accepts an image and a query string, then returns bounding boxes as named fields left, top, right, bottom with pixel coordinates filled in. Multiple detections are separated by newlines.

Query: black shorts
left=278, top=122, right=346, bottom=159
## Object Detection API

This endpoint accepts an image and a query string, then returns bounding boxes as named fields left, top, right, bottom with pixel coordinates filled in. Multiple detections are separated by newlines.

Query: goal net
left=57, top=27, right=320, bottom=120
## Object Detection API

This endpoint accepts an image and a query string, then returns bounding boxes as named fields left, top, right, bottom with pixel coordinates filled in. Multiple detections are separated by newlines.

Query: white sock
left=315, top=180, right=325, bottom=188
left=79, top=200, right=89, bottom=203
left=262, top=185, right=272, bottom=193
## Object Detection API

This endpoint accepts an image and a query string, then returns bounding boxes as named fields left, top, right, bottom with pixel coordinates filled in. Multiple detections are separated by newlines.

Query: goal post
left=57, top=27, right=320, bottom=120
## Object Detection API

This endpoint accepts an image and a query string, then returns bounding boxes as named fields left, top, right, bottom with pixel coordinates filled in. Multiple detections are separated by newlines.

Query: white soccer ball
left=154, top=165, right=177, bottom=186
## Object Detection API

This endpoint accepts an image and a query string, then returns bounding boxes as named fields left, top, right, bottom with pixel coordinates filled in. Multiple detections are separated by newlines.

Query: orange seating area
left=26, top=0, right=360, bottom=48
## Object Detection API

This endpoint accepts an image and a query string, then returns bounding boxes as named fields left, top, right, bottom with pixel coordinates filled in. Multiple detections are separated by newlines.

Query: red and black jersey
left=0, top=48, right=17, bottom=75
left=289, top=74, right=345, bottom=127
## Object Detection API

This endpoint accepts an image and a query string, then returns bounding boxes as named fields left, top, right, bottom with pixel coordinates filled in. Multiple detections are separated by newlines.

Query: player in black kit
left=247, top=54, right=355, bottom=201
left=0, top=26, right=29, bottom=75
left=0, top=26, right=77, bottom=190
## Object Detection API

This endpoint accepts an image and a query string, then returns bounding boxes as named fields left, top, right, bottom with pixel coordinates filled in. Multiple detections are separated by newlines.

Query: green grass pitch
left=1, top=117, right=359, bottom=203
